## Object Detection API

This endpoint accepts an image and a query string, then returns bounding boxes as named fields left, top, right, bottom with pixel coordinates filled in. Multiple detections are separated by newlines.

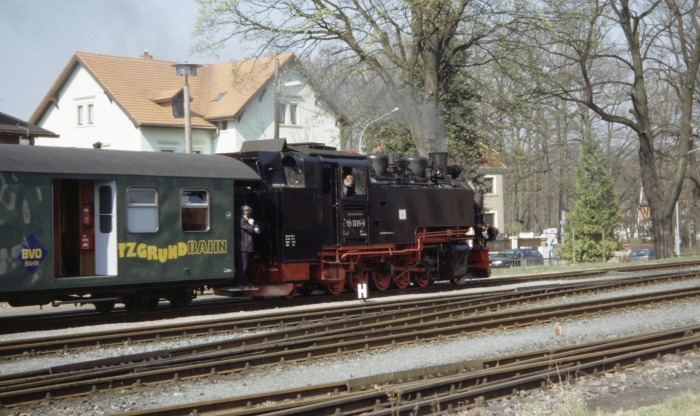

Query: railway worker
left=234, top=205, right=256, bottom=289
left=342, top=174, right=355, bottom=197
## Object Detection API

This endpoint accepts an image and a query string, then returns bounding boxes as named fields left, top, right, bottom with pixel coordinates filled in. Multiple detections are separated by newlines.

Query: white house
left=478, top=145, right=508, bottom=235
left=30, top=52, right=345, bottom=153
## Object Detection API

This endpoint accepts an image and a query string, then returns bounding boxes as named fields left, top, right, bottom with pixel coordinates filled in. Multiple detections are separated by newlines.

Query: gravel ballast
left=1, top=274, right=700, bottom=415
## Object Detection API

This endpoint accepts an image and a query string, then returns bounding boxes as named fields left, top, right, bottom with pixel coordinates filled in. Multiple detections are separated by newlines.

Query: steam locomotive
left=223, top=139, right=494, bottom=298
left=0, top=140, right=493, bottom=313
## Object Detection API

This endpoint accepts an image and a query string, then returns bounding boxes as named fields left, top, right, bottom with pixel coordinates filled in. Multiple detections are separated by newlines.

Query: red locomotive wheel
left=392, top=258, right=411, bottom=289
left=284, top=285, right=298, bottom=299
left=324, top=278, right=346, bottom=295
left=371, top=270, right=392, bottom=291
left=413, top=270, right=433, bottom=287
left=346, top=263, right=369, bottom=292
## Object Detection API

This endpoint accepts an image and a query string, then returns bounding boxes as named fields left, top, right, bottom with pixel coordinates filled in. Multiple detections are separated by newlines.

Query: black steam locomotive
left=223, top=139, right=494, bottom=298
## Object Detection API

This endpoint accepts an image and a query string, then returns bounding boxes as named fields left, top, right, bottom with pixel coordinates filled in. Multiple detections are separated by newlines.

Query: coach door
left=321, top=165, right=338, bottom=246
left=94, top=181, right=117, bottom=275
left=52, top=179, right=116, bottom=277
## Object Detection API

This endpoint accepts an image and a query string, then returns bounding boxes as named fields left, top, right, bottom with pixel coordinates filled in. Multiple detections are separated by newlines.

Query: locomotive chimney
left=429, top=152, right=448, bottom=178
left=367, top=154, right=389, bottom=177
left=403, top=156, right=428, bottom=178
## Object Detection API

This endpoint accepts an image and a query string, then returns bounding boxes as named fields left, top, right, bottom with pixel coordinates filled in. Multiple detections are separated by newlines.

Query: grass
left=458, top=386, right=700, bottom=416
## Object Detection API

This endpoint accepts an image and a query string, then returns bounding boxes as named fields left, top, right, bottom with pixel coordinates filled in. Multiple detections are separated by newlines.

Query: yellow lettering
left=118, top=239, right=227, bottom=262
left=126, top=242, right=137, bottom=258
left=137, top=243, right=147, bottom=258
left=21, top=249, right=43, bottom=260
left=158, top=248, right=168, bottom=263
left=147, top=245, right=158, bottom=261
left=168, top=244, right=178, bottom=260
left=217, top=240, right=227, bottom=254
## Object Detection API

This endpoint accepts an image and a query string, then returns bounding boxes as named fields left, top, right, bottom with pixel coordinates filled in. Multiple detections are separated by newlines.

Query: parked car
left=629, top=248, right=655, bottom=261
left=490, top=248, right=544, bottom=268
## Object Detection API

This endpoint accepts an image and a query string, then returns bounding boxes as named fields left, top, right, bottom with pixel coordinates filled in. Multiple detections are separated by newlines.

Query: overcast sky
left=0, top=0, right=246, bottom=121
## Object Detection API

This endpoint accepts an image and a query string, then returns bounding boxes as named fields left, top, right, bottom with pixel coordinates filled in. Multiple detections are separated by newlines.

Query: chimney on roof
left=141, top=50, right=153, bottom=60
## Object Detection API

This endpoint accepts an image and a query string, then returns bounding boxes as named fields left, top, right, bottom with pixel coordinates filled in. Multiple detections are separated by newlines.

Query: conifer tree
left=561, top=139, right=621, bottom=263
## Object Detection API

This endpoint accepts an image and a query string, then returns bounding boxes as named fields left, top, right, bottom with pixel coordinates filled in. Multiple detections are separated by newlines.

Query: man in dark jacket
left=234, top=205, right=256, bottom=289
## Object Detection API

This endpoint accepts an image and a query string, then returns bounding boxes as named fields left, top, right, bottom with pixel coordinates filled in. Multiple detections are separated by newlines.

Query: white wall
left=35, top=66, right=141, bottom=150
left=142, top=127, right=213, bottom=154
left=213, top=66, right=341, bottom=153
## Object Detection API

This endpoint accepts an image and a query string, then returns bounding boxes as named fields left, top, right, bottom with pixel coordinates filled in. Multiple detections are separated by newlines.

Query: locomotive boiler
left=223, top=139, right=494, bottom=298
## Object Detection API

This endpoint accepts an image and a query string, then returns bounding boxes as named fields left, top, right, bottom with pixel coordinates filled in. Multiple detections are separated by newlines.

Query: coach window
left=99, top=185, right=113, bottom=233
left=127, top=188, right=159, bottom=233
left=181, top=189, right=210, bottom=232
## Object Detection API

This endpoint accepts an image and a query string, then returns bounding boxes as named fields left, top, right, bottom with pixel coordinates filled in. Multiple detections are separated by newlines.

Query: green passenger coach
left=0, top=144, right=259, bottom=313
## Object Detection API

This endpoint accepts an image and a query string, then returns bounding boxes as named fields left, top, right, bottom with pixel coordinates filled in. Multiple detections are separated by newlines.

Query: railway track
left=117, top=324, right=700, bottom=415
left=1, top=269, right=697, bottom=359
left=1, top=270, right=699, bottom=408
left=2, top=259, right=696, bottom=335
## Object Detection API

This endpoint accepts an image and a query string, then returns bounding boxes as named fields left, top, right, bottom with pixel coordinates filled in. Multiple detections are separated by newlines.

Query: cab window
left=340, top=167, right=367, bottom=198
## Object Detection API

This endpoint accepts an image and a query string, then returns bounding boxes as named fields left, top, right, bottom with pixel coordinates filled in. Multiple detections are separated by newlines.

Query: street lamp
left=173, top=63, right=201, bottom=153
left=358, top=107, right=399, bottom=154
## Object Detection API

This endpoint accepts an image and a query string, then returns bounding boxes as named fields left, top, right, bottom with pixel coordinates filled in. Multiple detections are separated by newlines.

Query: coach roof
left=0, top=144, right=260, bottom=180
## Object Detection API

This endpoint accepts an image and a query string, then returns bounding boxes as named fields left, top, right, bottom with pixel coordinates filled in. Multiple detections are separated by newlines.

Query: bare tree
left=193, top=0, right=511, bottom=155
left=524, top=0, right=700, bottom=258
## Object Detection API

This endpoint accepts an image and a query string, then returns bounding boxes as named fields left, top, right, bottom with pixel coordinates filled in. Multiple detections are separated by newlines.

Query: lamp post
left=358, top=107, right=399, bottom=154
left=173, top=63, right=201, bottom=153
left=273, top=59, right=280, bottom=139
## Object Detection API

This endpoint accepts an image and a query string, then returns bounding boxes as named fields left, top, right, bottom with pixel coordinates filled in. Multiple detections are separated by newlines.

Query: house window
left=181, top=189, right=209, bottom=232
left=278, top=103, right=286, bottom=124
left=483, top=177, right=495, bottom=194
left=127, top=188, right=159, bottom=233
left=77, top=105, right=84, bottom=126
left=76, top=102, right=95, bottom=126
left=289, top=104, right=298, bottom=125
left=87, top=104, right=94, bottom=124
left=172, top=92, right=184, bottom=118
left=483, top=212, right=495, bottom=227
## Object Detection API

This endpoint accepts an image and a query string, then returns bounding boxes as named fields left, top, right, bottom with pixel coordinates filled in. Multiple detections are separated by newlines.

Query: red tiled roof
left=30, top=52, right=296, bottom=128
